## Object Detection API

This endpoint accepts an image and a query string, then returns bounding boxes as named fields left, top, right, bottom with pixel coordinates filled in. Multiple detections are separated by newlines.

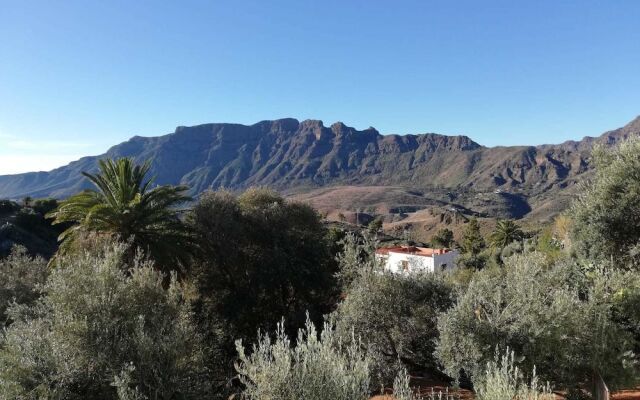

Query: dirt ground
left=369, top=378, right=640, bottom=400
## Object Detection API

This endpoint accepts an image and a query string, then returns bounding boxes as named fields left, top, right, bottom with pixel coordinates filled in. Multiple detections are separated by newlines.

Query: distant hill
left=1, top=116, right=639, bottom=221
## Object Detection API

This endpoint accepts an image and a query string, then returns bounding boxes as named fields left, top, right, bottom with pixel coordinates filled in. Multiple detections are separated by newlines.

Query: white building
left=375, top=246, right=459, bottom=274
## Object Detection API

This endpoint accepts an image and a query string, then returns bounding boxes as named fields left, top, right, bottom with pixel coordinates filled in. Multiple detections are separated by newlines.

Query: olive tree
left=571, top=138, right=640, bottom=267
left=436, top=252, right=640, bottom=388
left=0, top=246, right=48, bottom=326
left=331, top=233, right=455, bottom=385
left=189, top=188, right=338, bottom=342
left=0, top=242, right=216, bottom=400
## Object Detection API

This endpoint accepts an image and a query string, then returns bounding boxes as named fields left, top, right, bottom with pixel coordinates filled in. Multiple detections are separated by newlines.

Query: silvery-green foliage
left=393, top=369, right=459, bottom=400
left=0, top=242, right=213, bottom=400
left=235, top=317, right=370, bottom=400
left=332, top=234, right=454, bottom=385
left=112, top=364, right=147, bottom=400
left=499, top=240, right=523, bottom=260
left=436, top=252, right=639, bottom=387
left=333, top=270, right=454, bottom=385
left=570, top=138, right=640, bottom=267
left=0, top=246, right=48, bottom=325
left=335, top=232, right=382, bottom=287
left=393, top=369, right=419, bottom=400
left=475, top=349, right=553, bottom=400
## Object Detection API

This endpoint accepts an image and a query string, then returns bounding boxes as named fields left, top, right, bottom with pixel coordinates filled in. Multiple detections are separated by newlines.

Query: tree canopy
left=571, top=138, right=640, bottom=267
left=489, top=219, right=523, bottom=249
left=189, top=188, right=339, bottom=341
left=47, top=158, right=193, bottom=270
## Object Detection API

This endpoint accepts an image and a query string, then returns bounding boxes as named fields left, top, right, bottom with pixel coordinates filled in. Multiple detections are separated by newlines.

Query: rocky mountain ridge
left=1, top=116, right=639, bottom=220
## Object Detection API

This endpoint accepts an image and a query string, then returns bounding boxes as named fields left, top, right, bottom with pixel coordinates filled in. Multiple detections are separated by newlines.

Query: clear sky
left=1, top=0, right=640, bottom=174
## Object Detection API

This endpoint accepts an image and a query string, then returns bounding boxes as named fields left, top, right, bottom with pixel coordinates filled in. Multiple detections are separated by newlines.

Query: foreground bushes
left=235, top=318, right=370, bottom=400
left=0, top=246, right=48, bottom=326
left=0, top=243, right=214, bottom=400
left=436, top=252, right=640, bottom=388
left=331, top=233, right=454, bottom=384
left=475, top=350, right=553, bottom=400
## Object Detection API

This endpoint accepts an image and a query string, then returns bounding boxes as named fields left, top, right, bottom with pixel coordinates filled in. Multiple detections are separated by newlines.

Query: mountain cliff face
left=1, top=116, right=639, bottom=220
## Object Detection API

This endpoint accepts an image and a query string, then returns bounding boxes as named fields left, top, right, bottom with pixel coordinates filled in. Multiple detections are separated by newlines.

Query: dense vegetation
left=2, top=139, right=640, bottom=399
left=0, top=198, right=64, bottom=258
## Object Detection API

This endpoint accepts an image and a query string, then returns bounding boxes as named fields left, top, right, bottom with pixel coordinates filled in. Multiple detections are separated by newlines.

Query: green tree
left=432, top=228, right=454, bottom=248
left=332, top=253, right=454, bottom=384
left=22, top=196, right=32, bottom=208
left=331, top=233, right=454, bottom=384
left=235, top=317, right=371, bottom=400
left=47, top=158, right=192, bottom=269
left=570, top=138, right=640, bottom=267
left=0, top=242, right=215, bottom=399
left=189, top=188, right=339, bottom=342
left=0, top=246, right=48, bottom=326
left=489, top=219, right=523, bottom=249
left=458, top=218, right=487, bottom=269
left=368, top=216, right=384, bottom=233
left=436, top=252, right=640, bottom=388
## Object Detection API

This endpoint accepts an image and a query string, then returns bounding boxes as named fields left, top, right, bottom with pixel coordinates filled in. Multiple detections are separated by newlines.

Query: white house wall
left=377, top=250, right=459, bottom=274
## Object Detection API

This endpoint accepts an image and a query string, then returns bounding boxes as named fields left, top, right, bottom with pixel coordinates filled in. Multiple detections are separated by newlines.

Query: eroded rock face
left=0, top=116, right=638, bottom=219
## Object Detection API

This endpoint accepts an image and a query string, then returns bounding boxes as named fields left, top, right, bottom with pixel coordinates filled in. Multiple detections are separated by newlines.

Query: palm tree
left=489, top=219, right=523, bottom=249
left=48, top=158, right=193, bottom=270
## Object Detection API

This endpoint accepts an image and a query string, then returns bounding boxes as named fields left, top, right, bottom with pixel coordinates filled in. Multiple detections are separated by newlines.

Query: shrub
left=475, top=349, right=554, bottom=400
left=392, top=369, right=459, bottom=400
left=332, top=233, right=454, bottom=385
left=570, top=138, right=640, bottom=267
left=436, top=252, right=640, bottom=388
left=0, top=242, right=215, bottom=399
left=189, top=188, right=338, bottom=341
left=235, top=317, right=370, bottom=400
left=0, top=246, right=48, bottom=326
left=432, top=228, right=454, bottom=248
left=333, top=270, right=454, bottom=384
left=0, top=200, right=19, bottom=215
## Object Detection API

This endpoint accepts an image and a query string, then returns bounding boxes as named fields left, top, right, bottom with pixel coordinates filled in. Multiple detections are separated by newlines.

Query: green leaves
left=436, top=253, right=640, bottom=387
left=0, top=243, right=213, bottom=399
left=47, top=158, right=193, bottom=271
left=489, top=220, right=523, bottom=250
left=235, top=317, right=371, bottom=400
left=570, top=138, right=640, bottom=267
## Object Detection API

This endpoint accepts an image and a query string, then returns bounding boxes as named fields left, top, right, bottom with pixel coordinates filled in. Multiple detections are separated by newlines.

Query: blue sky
left=1, top=0, right=640, bottom=174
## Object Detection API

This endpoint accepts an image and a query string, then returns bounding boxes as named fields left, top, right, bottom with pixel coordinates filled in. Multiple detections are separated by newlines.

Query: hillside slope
left=1, top=116, right=639, bottom=221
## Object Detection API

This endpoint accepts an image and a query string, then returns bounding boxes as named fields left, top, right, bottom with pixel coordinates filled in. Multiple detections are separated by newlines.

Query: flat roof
left=375, top=246, right=454, bottom=257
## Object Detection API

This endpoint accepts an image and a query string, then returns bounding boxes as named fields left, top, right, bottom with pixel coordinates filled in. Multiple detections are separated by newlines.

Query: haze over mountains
left=1, top=115, right=639, bottom=221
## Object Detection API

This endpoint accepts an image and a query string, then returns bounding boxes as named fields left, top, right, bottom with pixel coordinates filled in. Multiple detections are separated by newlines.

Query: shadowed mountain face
left=1, top=116, right=639, bottom=220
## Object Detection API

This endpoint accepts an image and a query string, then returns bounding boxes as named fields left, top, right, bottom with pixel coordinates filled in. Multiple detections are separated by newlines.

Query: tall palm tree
left=489, top=219, right=524, bottom=249
left=48, top=158, right=193, bottom=269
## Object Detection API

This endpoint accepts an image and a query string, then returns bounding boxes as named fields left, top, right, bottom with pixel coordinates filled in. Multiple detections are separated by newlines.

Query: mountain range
left=1, top=115, right=639, bottom=222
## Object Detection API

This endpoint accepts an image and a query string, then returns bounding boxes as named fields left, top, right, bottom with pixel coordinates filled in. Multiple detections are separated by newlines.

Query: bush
left=570, top=138, right=640, bottom=267
left=0, top=242, right=215, bottom=399
left=235, top=317, right=370, bottom=400
left=333, top=270, right=454, bottom=384
left=475, top=349, right=554, bottom=400
left=0, top=246, right=48, bottom=326
left=332, top=233, right=454, bottom=384
left=189, top=188, right=338, bottom=341
left=432, top=228, right=454, bottom=248
left=392, top=369, right=460, bottom=400
left=0, top=200, right=19, bottom=215
left=436, top=252, right=640, bottom=388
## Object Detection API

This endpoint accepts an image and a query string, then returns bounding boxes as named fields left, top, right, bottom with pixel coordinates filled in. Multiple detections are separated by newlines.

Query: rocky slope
left=1, top=116, right=639, bottom=220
